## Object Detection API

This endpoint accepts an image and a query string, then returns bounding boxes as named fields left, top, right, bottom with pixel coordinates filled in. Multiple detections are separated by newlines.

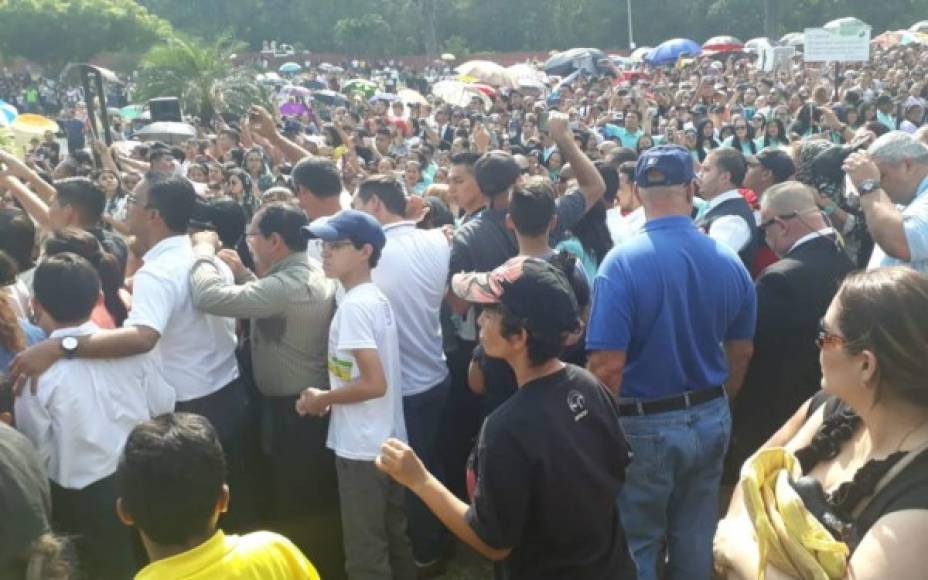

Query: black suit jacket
left=731, top=235, right=855, bottom=459
left=438, top=125, right=455, bottom=150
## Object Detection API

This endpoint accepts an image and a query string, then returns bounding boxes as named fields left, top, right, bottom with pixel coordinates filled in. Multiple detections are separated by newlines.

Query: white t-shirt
left=326, top=282, right=407, bottom=461
left=606, top=206, right=646, bottom=246
left=125, top=235, right=239, bottom=401
left=372, top=221, right=450, bottom=396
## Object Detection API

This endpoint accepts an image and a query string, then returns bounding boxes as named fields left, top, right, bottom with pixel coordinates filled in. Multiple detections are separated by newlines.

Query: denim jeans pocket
left=623, top=432, right=665, bottom=483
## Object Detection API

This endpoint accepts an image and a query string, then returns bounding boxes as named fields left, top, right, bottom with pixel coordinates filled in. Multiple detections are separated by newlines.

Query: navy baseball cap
left=303, top=209, right=386, bottom=251
left=635, top=145, right=695, bottom=188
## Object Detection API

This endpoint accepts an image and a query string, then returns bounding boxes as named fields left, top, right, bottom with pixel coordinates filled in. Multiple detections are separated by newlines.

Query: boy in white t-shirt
left=297, top=210, right=414, bottom=580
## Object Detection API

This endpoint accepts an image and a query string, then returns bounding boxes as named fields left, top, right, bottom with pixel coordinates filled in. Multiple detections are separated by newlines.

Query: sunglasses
left=758, top=211, right=800, bottom=233
left=816, top=318, right=846, bottom=350
left=735, top=125, right=748, bottom=130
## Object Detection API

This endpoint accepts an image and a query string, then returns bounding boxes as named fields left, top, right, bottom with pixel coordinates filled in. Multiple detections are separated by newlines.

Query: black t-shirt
left=465, top=364, right=636, bottom=580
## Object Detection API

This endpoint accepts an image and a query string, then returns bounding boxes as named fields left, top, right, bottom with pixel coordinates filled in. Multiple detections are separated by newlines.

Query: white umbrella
left=455, top=60, right=518, bottom=89
left=517, top=79, right=547, bottom=95
left=630, top=47, right=653, bottom=62
left=824, top=17, right=867, bottom=31
left=398, top=88, right=429, bottom=106
left=780, top=32, right=805, bottom=47
left=506, top=63, right=546, bottom=83
left=441, top=53, right=456, bottom=62
left=134, top=122, right=197, bottom=145
left=431, top=80, right=491, bottom=110
left=910, top=21, right=928, bottom=34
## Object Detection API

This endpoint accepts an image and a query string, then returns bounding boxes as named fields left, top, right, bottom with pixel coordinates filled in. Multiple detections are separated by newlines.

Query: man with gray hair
left=843, top=131, right=928, bottom=272
left=728, top=181, right=854, bottom=476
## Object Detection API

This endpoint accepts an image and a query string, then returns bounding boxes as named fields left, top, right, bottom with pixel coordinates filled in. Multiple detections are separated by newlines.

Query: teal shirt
left=603, top=124, right=643, bottom=149
left=722, top=136, right=756, bottom=155
left=555, top=237, right=598, bottom=287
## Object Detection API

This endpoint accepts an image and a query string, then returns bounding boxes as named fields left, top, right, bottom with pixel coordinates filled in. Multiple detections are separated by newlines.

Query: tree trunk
left=764, top=0, right=775, bottom=39
left=421, top=0, right=439, bottom=62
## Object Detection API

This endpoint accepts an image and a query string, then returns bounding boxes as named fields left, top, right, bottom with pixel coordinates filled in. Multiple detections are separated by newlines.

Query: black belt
left=618, top=386, right=725, bottom=416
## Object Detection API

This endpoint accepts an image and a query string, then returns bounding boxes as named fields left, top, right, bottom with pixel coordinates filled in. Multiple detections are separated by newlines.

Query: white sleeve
left=902, top=198, right=928, bottom=263
left=124, top=270, right=172, bottom=334
left=12, top=391, right=53, bottom=470
left=708, top=215, right=752, bottom=254
left=142, top=357, right=176, bottom=416
left=335, top=300, right=378, bottom=351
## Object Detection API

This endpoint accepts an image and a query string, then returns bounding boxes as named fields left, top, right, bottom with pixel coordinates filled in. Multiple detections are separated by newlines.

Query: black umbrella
left=302, top=79, right=327, bottom=90
left=313, top=90, right=349, bottom=106
left=543, top=48, right=608, bottom=77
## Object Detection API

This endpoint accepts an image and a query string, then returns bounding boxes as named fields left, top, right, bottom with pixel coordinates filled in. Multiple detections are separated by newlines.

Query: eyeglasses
left=322, top=240, right=355, bottom=252
left=816, top=318, right=846, bottom=350
left=758, top=211, right=800, bottom=233
left=735, top=125, right=748, bottom=130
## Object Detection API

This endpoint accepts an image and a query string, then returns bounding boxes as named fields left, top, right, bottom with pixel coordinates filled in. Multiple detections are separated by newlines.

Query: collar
left=136, top=530, right=226, bottom=580
left=787, top=227, right=836, bottom=254
left=382, top=220, right=417, bottom=235
left=703, top=189, right=743, bottom=212
left=643, top=215, right=697, bottom=232
left=266, top=251, right=308, bottom=276
left=142, top=235, right=191, bottom=263
left=914, top=175, right=928, bottom=200
left=48, top=321, right=99, bottom=339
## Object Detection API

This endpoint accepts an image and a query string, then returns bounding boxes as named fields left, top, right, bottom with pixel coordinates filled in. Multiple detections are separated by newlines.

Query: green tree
left=135, top=36, right=269, bottom=125
left=0, top=0, right=173, bottom=68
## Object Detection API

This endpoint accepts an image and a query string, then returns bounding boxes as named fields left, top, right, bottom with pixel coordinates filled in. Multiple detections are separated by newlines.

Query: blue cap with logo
left=303, top=209, right=386, bottom=251
left=635, top=145, right=696, bottom=188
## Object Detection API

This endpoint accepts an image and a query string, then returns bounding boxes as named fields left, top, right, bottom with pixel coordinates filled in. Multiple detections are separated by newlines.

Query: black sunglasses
left=758, top=211, right=799, bottom=233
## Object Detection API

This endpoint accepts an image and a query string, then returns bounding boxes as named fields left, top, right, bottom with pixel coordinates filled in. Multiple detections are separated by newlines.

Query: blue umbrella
left=369, top=92, right=398, bottom=104
left=646, top=38, right=702, bottom=66
left=279, top=62, right=302, bottom=74
left=0, top=99, right=18, bottom=125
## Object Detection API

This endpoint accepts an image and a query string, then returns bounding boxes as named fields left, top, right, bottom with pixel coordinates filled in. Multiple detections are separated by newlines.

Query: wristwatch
left=60, top=336, right=79, bottom=360
left=858, top=179, right=881, bottom=195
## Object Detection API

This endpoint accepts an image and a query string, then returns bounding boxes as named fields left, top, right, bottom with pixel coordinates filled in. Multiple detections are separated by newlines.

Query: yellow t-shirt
left=135, top=530, right=320, bottom=580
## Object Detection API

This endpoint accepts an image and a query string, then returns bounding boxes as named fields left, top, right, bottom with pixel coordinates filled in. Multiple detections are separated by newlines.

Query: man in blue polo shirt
left=587, top=145, right=756, bottom=580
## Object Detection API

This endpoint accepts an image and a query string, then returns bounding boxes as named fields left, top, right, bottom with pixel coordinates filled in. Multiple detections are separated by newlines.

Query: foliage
left=135, top=36, right=270, bottom=125
left=0, top=0, right=173, bottom=68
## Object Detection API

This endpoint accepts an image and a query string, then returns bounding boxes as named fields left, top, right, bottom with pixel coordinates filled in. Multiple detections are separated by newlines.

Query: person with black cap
left=377, top=256, right=636, bottom=580
left=587, top=145, right=756, bottom=580
left=743, top=149, right=796, bottom=198
left=297, top=209, right=415, bottom=580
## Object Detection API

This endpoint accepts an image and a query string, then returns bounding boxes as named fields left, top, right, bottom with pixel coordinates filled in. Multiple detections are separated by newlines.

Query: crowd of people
left=2, top=33, right=928, bottom=580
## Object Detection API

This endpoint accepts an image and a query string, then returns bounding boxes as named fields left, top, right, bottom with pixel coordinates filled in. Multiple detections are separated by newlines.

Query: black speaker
left=149, top=97, right=182, bottom=122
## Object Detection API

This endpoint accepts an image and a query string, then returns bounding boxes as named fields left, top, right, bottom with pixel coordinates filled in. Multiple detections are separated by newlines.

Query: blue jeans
left=617, top=395, right=731, bottom=580
left=403, top=375, right=451, bottom=563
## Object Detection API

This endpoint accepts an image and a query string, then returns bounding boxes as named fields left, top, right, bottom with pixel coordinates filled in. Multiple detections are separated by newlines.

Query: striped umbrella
left=0, top=99, right=18, bottom=126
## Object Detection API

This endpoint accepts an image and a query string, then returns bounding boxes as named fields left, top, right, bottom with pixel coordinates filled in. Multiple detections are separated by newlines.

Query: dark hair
left=357, top=174, right=407, bottom=217
left=496, top=302, right=567, bottom=366
left=509, top=177, right=556, bottom=237
left=291, top=157, right=342, bottom=198
left=145, top=173, right=197, bottom=233
left=762, top=118, right=790, bottom=147
left=695, top=119, right=719, bottom=162
left=218, top=128, right=241, bottom=144
left=863, top=121, right=891, bottom=137
left=148, top=148, right=173, bottom=166
left=420, top=196, right=455, bottom=229
left=450, top=152, right=481, bottom=172
left=255, top=202, right=309, bottom=251
left=53, top=177, right=106, bottom=225
left=618, top=160, right=637, bottom=184
left=33, top=253, right=100, bottom=325
left=208, top=197, right=248, bottom=249
left=349, top=239, right=382, bottom=269
left=835, top=267, right=928, bottom=408
left=117, top=413, right=226, bottom=546
left=44, top=228, right=127, bottom=327
left=0, top=208, right=36, bottom=273
left=708, top=148, right=747, bottom=187
left=595, top=160, right=619, bottom=204
left=605, top=147, right=638, bottom=168
left=569, top=200, right=613, bottom=266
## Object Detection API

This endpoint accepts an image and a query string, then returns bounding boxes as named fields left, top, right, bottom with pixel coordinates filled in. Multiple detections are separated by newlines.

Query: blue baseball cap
left=303, top=209, right=386, bottom=251
left=635, top=145, right=696, bottom=188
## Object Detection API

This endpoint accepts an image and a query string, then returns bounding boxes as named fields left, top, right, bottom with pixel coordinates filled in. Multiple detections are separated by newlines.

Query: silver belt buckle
left=683, top=391, right=692, bottom=408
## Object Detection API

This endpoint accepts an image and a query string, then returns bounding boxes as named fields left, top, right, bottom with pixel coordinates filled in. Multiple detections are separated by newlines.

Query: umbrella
left=134, top=121, right=196, bottom=144
left=517, top=79, right=547, bottom=96
left=278, top=62, right=302, bottom=74
left=302, top=79, right=327, bottom=90
left=342, top=79, right=378, bottom=98
left=646, top=38, right=702, bottom=65
left=744, top=37, right=773, bottom=53
left=702, top=35, right=744, bottom=55
left=824, top=17, right=867, bottom=31
left=279, top=101, right=310, bottom=117
left=281, top=85, right=313, bottom=98
left=455, top=60, right=518, bottom=89
left=911, top=21, right=928, bottom=34
left=257, top=72, right=284, bottom=84
left=780, top=32, right=805, bottom=47
left=10, top=114, right=58, bottom=136
left=369, top=92, right=399, bottom=104
left=630, top=47, right=653, bottom=62
left=313, top=90, right=349, bottom=106
left=0, top=99, right=18, bottom=125
left=507, top=63, right=546, bottom=83
left=441, top=53, right=456, bottom=62
left=398, top=88, right=429, bottom=106
left=471, top=83, right=498, bottom=98
left=543, top=48, right=608, bottom=76
left=431, top=80, right=490, bottom=110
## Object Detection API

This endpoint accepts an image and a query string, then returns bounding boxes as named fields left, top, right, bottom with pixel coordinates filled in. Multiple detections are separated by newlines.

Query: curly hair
left=0, top=251, right=26, bottom=353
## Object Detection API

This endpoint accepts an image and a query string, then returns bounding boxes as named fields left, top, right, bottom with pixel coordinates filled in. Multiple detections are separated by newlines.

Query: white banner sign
left=804, top=26, right=871, bottom=63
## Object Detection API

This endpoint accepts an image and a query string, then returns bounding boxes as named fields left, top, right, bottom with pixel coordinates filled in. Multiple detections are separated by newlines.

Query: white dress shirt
left=606, top=206, right=647, bottom=246
left=125, top=235, right=238, bottom=402
left=14, top=322, right=175, bottom=489
left=702, top=189, right=753, bottom=253
left=372, top=221, right=451, bottom=396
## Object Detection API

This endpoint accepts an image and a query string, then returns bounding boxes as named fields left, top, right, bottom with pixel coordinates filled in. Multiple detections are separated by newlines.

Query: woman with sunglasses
left=722, top=114, right=758, bottom=156
left=755, top=118, right=790, bottom=151
left=715, top=267, right=928, bottom=579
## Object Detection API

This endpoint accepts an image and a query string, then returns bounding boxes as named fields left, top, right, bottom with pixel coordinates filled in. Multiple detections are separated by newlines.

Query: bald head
left=761, top=181, right=818, bottom=216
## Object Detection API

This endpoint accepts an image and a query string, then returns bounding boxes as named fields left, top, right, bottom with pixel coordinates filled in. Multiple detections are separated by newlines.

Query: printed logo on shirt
left=329, top=355, right=354, bottom=381
left=567, top=390, right=588, bottom=422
